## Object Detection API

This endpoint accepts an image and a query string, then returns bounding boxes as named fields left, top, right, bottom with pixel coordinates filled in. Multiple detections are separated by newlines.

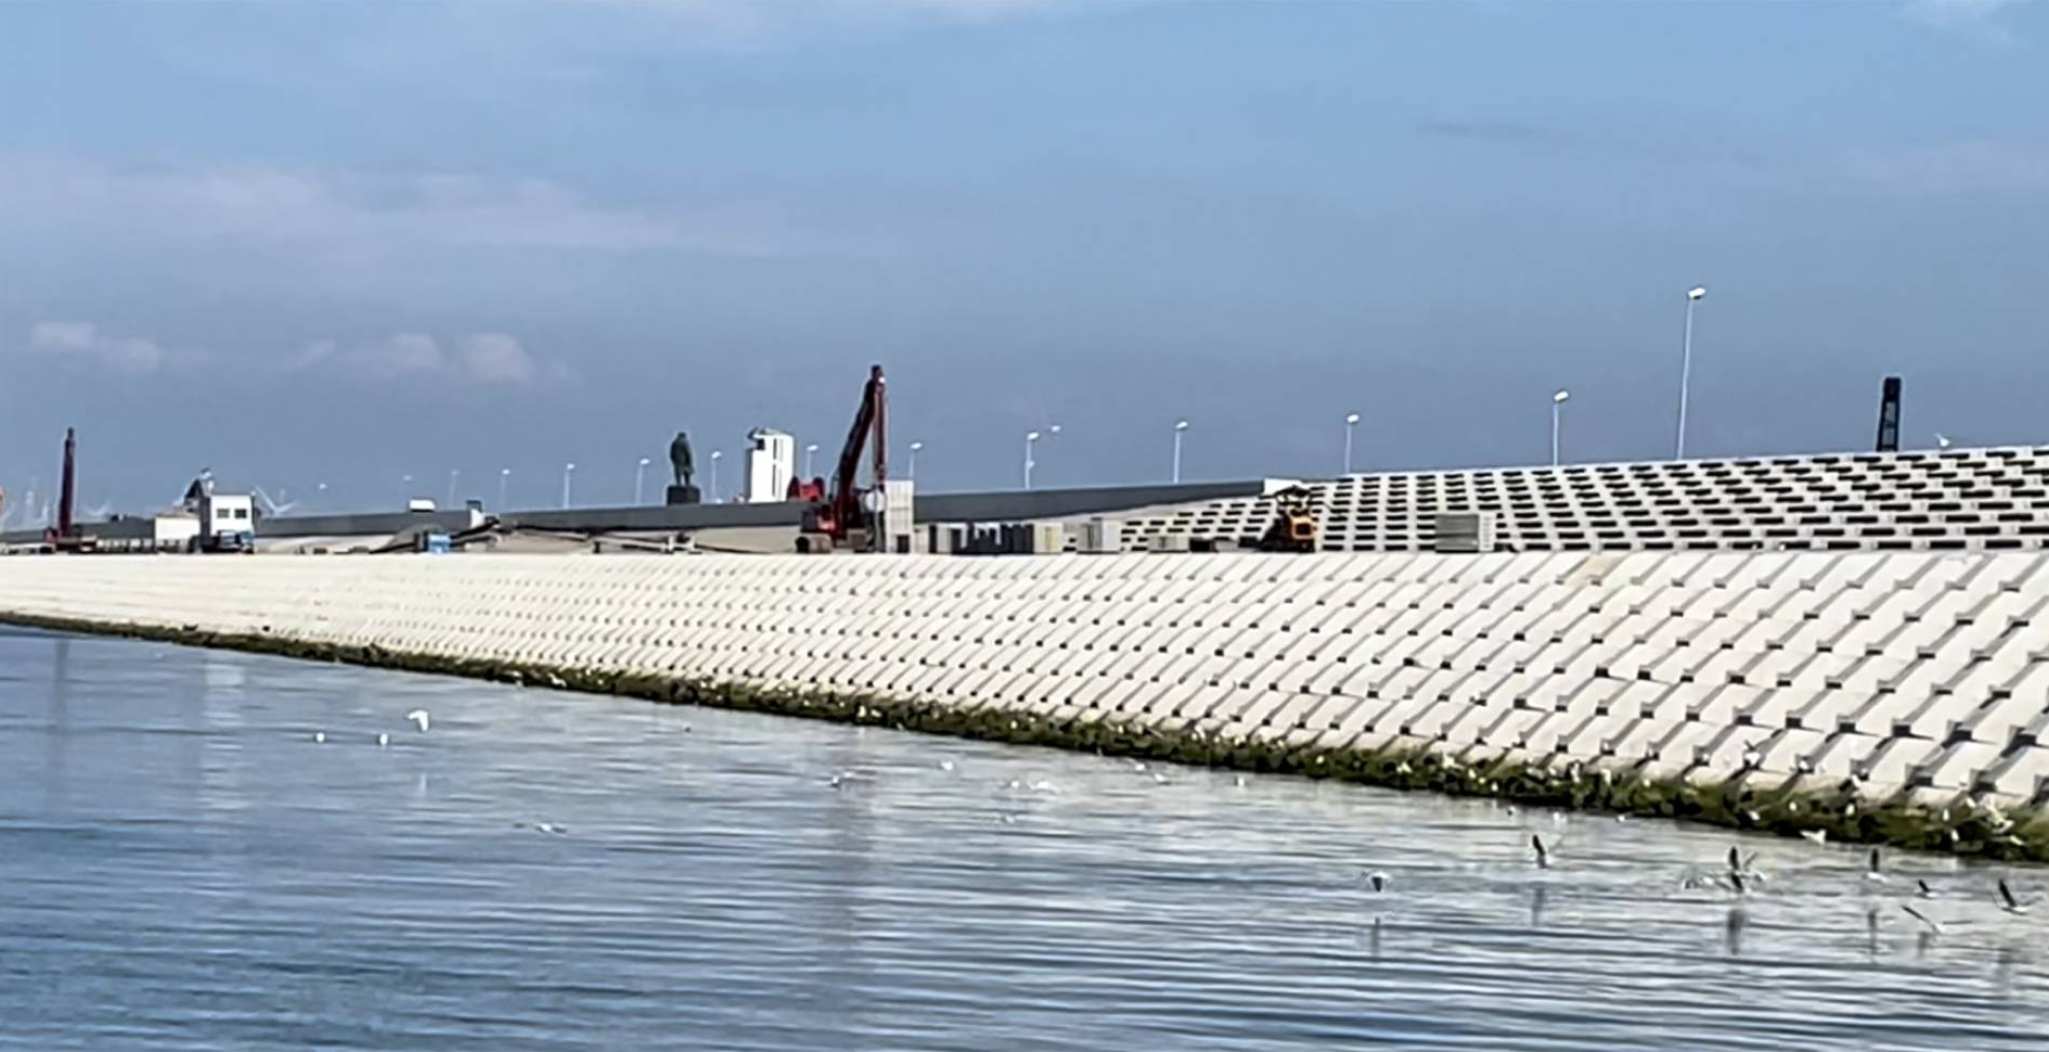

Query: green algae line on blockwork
left=0, top=609, right=2041, bottom=864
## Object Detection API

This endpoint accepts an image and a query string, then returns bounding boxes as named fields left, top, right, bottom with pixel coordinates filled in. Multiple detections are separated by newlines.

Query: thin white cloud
left=0, top=154, right=852, bottom=262
left=458, top=333, right=541, bottom=385
left=26, top=321, right=169, bottom=373
left=293, top=331, right=564, bottom=387
left=1848, top=140, right=2049, bottom=194
left=357, top=333, right=448, bottom=376
left=1903, top=0, right=2028, bottom=41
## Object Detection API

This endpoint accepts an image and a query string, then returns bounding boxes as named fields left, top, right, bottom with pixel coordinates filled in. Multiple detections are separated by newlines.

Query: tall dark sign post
left=1875, top=376, right=1902, bottom=453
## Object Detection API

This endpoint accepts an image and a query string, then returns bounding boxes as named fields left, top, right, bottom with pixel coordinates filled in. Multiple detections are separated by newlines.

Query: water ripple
left=2, top=630, right=2046, bottom=1049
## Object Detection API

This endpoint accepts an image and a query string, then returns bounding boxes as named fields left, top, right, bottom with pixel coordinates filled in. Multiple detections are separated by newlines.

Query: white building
left=153, top=512, right=201, bottom=549
left=200, top=493, right=256, bottom=543
left=745, top=428, right=796, bottom=504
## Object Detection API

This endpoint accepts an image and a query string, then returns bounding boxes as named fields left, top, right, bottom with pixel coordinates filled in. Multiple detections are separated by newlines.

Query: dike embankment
left=3, top=550, right=2047, bottom=859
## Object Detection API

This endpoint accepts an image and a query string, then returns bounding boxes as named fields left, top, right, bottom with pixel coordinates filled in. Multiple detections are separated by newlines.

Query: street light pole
left=1552, top=389, right=1570, bottom=466
left=1675, top=285, right=1707, bottom=459
left=447, top=468, right=460, bottom=509
left=709, top=450, right=722, bottom=502
left=1344, top=412, right=1360, bottom=474
left=1172, top=420, right=1189, bottom=483
left=804, top=443, right=818, bottom=480
left=634, top=457, right=650, bottom=505
left=1024, top=431, right=1040, bottom=490
left=561, top=463, right=575, bottom=509
left=497, top=468, right=509, bottom=511
left=908, top=441, right=924, bottom=483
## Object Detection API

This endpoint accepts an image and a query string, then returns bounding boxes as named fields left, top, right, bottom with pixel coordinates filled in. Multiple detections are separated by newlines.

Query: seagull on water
left=1901, top=904, right=1943, bottom=935
left=312, top=731, right=326, bottom=744
left=1366, top=871, right=1390, bottom=893
left=1865, top=847, right=1888, bottom=885
left=377, top=732, right=390, bottom=747
left=405, top=709, right=431, bottom=732
left=1727, top=871, right=1749, bottom=896
left=1531, top=833, right=1551, bottom=870
left=1800, top=829, right=1828, bottom=845
left=1726, top=846, right=1764, bottom=883
left=1998, top=878, right=2034, bottom=916
left=1917, top=879, right=1936, bottom=900
left=939, top=760, right=956, bottom=772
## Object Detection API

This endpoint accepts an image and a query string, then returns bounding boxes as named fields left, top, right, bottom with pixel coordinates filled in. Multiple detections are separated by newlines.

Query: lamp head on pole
left=1174, top=420, right=1189, bottom=432
left=1553, top=389, right=1571, bottom=404
left=1345, top=412, right=1360, bottom=426
left=1688, top=286, right=1707, bottom=301
left=910, top=441, right=924, bottom=452
left=1026, top=431, right=1041, bottom=442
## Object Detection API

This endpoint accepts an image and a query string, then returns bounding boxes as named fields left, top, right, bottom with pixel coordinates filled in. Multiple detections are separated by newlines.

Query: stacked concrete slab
left=4, top=549, right=2049, bottom=829
left=1117, top=445, right=2049, bottom=554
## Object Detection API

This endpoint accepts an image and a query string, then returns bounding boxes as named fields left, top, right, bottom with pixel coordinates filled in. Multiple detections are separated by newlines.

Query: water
left=3, top=627, right=2046, bottom=1050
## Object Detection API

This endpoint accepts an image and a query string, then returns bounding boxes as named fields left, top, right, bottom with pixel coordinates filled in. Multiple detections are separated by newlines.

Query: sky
left=1, top=0, right=2045, bottom=518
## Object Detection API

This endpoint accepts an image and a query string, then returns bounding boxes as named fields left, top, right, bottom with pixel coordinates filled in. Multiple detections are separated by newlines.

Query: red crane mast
left=810, top=364, right=888, bottom=544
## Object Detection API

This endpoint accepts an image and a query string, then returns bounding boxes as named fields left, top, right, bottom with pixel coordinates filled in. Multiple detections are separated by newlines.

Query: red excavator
left=792, top=364, right=887, bottom=551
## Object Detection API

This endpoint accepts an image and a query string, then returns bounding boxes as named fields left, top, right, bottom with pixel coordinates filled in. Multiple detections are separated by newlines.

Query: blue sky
left=1, top=0, right=2045, bottom=516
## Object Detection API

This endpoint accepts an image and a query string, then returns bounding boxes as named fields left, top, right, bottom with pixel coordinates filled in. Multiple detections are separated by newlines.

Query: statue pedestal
left=665, top=484, right=701, bottom=506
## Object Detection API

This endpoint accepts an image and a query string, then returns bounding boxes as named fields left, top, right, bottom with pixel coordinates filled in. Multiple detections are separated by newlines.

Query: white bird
left=1130, top=760, right=1147, bottom=772
left=533, top=822, right=566, bottom=835
left=1801, top=829, right=1828, bottom=845
left=1531, top=833, right=1551, bottom=870
left=1865, top=847, right=1888, bottom=885
left=1902, top=904, right=1943, bottom=935
left=1998, top=878, right=2034, bottom=916
left=939, top=760, right=956, bottom=772
left=1366, top=870, right=1390, bottom=893
left=1028, top=780, right=1056, bottom=793
left=1917, top=879, right=1935, bottom=899
left=1151, top=772, right=1169, bottom=785
left=405, top=709, right=431, bottom=732
left=1234, top=775, right=1248, bottom=788
left=377, top=732, right=390, bottom=747
left=312, top=731, right=326, bottom=744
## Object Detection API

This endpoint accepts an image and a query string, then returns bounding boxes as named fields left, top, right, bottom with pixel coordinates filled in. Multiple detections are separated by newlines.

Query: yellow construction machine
left=1257, top=485, right=1320, bottom=553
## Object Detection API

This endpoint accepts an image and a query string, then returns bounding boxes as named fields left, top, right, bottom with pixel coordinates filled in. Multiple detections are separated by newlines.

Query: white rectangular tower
left=745, top=428, right=796, bottom=504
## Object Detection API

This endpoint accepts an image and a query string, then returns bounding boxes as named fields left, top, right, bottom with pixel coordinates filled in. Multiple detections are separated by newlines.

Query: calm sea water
left=3, top=626, right=2046, bottom=1050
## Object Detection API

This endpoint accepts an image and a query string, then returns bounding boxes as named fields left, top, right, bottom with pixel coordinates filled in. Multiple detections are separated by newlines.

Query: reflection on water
left=2, top=627, right=2048, bottom=1050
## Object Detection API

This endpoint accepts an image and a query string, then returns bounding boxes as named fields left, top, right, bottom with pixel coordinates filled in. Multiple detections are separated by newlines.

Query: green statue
left=669, top=431, right=695, bottom=488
